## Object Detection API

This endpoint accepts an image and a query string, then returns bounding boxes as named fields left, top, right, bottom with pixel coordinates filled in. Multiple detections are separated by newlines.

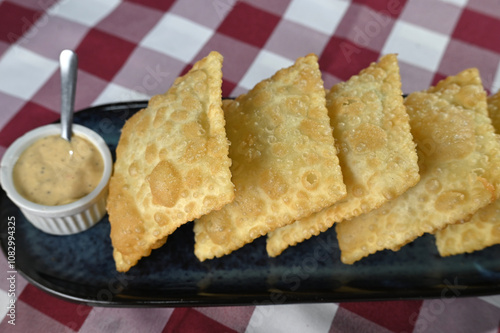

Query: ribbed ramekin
left=0, top=124, right=112, bottom=235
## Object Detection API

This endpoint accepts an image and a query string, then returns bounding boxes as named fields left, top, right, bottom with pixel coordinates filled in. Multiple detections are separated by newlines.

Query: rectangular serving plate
left=1, top=100, right=499, bottom=307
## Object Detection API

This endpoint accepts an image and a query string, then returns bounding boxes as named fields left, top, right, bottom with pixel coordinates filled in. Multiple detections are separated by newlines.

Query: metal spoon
left=59, top=49, right=78, bottom=142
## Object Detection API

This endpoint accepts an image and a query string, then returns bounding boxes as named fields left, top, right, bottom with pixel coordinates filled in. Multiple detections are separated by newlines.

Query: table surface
left=1, top=0, right=500, bottom=332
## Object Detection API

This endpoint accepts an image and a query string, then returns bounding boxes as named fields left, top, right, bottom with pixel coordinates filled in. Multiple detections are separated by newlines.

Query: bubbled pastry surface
left=193, top=54, right=346, bottom=261
left=107, top=52, right=234, bottom=272
left=434, top=89, right=500, bottom=256
left=336, top=68, right=500, bottom=264
left=266, top=54, right=420, bottom=257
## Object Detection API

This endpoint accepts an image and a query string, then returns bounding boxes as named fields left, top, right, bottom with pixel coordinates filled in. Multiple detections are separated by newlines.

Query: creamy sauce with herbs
left=13, top=134, right=104, bottom=206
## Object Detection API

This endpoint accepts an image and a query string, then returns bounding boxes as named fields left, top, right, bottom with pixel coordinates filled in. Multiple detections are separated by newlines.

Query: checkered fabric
left=1, top=0, right=500, bottom=332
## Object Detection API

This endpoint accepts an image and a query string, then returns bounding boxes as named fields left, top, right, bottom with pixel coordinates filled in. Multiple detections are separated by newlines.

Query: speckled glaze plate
left=1, top=101, right=500, bottom=307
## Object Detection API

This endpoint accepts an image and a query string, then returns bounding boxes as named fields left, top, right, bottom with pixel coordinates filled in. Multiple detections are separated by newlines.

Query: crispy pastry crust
left=266, top=54, right=420, bottom=257
left=194, top=54, right=346, bottom=261
left=336, top=68, right=500, bottom=264
left=434, top=90, right=500, bottom=256
left=107, top=51, right=234, bottom=272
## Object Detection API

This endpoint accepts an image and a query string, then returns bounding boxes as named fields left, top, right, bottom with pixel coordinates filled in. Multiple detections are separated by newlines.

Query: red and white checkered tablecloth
left=1, top=0, right=500, bottom=332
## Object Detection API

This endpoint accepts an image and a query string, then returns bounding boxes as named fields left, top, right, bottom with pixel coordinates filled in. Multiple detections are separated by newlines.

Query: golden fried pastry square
left=434, top=90, right=500, bottom=256
left=336, top=68, right=500, bottom=264
left=193, top=54, right=347, bottom=261
left=435, top=200, right=500, bottom=256
left=266, top=54, right=420, bottom=257
left=107, top=51, right=235, bottom=272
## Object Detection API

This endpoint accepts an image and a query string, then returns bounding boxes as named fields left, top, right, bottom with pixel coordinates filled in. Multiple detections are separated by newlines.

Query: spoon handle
left=60, top=50, right=78, bottom=141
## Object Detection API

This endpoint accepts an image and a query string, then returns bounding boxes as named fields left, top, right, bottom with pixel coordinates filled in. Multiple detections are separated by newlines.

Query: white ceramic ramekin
left=0, top=124, right=112, bottom=235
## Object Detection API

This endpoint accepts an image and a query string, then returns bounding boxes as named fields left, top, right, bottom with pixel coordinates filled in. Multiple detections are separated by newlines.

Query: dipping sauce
left=12, top=134, right=104, bottom=206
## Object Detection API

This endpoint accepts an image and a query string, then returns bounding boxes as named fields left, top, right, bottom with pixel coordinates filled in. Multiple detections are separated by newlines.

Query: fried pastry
left=488, top=89, right=500, bottom=131
left=266, top=54, right=420, bottom=257
left=336, top=68, right=500, bottom=264
left=107, top=51, right=234, bottom=272
left=434, top=90, right=500, bottom=256
left=193, top=54, right=347, bottom=261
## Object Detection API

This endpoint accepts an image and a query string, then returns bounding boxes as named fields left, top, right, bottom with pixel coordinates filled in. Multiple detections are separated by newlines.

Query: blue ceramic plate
left=1, top=101, right=500, bottom=307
